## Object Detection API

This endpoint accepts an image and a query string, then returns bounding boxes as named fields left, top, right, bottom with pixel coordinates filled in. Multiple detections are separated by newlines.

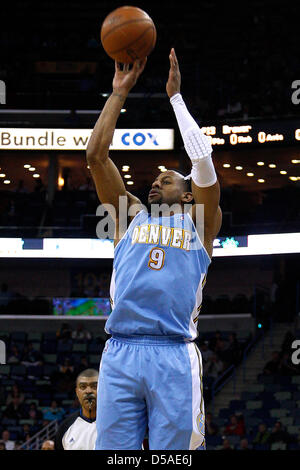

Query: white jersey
left=55, top=410, right=96, bottom=450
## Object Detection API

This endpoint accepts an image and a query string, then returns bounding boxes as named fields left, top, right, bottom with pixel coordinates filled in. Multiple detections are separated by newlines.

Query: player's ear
left=181, top=192, right=194, bottom=203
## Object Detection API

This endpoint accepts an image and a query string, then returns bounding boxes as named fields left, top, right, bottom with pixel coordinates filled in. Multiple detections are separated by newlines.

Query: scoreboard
left=200, top=119, right=300, bottom=148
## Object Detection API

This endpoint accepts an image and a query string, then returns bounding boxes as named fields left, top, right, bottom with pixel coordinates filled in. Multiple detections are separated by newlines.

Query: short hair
left=76, top=368, right=98, bottom=385
left=165, top=168, right=192, bottom=193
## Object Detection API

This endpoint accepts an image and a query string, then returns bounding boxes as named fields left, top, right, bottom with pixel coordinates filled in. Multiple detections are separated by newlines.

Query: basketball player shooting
left=86, top=48, right=222, bottom=450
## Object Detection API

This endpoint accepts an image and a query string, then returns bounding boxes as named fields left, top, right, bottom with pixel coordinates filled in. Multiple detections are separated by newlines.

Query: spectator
left=209, top=331, right=222, bottom=352
left=214, top=337, right=229, bottom=360
left=199, top=341, right=214, bottom=367
left=59, top=357, right=75, bottom=376
left=42, top=419, right=50, bottom=428
left=51, top=356, right=75, bottom=393
left=268, top=421, right=291, bottom=445
left=42, top=400, right=65, bottom=422
left=220, top=438, right=234, bottom=450
left=27, top=402, right=43, bottom=421
left=21, top=342, right=44, bottom=367
left=7, top=344, right=22, bottom=364
left=20, top=424, right=32, bottom=442
left=263, top=351, right=281, bottom=375
left=56, top=322, right=72, bottom=340
left=71, top=323, right=92, bottom=341
left=204, top=354, right=224, bottom=379
left=278, top=352, right=299, bottom=376
left=41, top=440, right=55, bottom=450
left=68, top=397, right=80, bottom=414
left=224, top=414, right=246, bottom=437
left=58, top=357, right=76, bottom=392
left=1, top=430, right=15, bottom=450
left=6, top=383, right=25, bottom=405
left=253, top=423, right=271, bottom=445
left=205, top=412, right=219, bottom=436
left=21, top=433, right=33, bottom=450
left=239, top=438, right=251, bottom=450
left=222, top=333, right=241, bottom=366
left=13, top=440, right=23, bottom=450
left=75, top=356, right=90, bottom=375
left=3, top=396, right=26, bottom=420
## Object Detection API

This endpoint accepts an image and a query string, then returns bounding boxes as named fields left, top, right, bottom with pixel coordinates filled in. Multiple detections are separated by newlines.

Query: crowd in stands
left=0, top=323, right=102, bottom=449
left=204, top=330, right=300, bottom=450
left=1, top=320, right=299, bottom=450
left=0, top=326, right=251, bottom=449
left=199, top=331, right=243, bottom=381
left=1, top=181, right=300, bottom=240
left=0, top=276, right=258, bottom=317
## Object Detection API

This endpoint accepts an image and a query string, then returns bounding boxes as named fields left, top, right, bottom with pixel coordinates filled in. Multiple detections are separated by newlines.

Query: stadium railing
left=210, top=323, right=271, bottom=415
left=18, top=419, right=59, bottom=450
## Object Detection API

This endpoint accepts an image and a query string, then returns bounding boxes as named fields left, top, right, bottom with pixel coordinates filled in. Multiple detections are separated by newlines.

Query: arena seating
left=205, top=351, right=300, bottom=450
left=0, top=328, right=252, bottom=448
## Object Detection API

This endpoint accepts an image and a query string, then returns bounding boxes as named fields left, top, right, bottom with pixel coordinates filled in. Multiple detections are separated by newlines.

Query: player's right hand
left=113, top=58, right=147, bottom=95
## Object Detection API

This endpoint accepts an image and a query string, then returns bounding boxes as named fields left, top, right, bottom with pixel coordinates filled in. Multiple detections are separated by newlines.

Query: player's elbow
left=214, top=206, right=222, bottom=238
left=86, top=146, right=109, bottom=165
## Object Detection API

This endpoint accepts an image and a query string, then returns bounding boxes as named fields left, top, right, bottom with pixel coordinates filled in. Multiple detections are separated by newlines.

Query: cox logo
left=121, top=132, right=159, bottom=147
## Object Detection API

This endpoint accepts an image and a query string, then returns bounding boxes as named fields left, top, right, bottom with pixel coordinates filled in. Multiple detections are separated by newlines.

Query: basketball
left=100, top=6, right=157, bottom=64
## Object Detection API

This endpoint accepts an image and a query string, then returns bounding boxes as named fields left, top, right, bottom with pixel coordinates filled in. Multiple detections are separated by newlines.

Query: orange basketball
left=100, top=6, right=157, bottom=64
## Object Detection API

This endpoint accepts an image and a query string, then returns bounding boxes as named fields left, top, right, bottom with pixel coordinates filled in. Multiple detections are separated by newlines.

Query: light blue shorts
left=95, top=334, right=205, bottom=450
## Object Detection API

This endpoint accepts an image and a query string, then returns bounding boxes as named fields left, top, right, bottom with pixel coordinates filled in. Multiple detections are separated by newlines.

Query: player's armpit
left=126, top=191, right=144, bottom=221
left=191, top=177, right=222, bottom=259
left=203, top=206, right=222, bottom=259
left=191, top=179, right=220, bottom=231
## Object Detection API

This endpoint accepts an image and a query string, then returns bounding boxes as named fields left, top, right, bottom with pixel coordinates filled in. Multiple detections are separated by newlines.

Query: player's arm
left=86, top=59, right=147, bottom=222
left=166, top=48, right=222, bottom=258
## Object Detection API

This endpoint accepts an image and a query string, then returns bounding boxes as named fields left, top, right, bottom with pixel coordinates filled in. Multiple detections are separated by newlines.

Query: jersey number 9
left=148, top=248, right=165, bottom=270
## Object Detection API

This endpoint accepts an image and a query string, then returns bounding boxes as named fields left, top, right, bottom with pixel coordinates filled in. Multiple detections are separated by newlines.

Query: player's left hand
left=166, top=48, right=181, bottom=98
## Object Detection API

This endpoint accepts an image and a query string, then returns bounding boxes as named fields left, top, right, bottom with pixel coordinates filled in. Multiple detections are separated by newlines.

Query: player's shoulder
left=126, top=191, right=144, bottom=221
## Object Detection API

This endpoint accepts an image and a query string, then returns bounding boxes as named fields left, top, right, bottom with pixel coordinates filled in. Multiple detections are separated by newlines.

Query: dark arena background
left=0, top=0, right=300, bottom=453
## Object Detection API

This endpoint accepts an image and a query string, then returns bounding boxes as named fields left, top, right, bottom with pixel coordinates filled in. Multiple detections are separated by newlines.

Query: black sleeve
left=54, top=410, right=80, bottom=450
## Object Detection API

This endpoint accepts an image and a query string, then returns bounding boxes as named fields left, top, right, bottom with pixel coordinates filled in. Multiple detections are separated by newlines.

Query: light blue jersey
left=105, top=209, right=211, bottom=340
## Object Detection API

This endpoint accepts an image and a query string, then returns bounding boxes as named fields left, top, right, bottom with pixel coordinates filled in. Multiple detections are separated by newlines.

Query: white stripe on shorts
left=185, top=342, right=205, bottom=450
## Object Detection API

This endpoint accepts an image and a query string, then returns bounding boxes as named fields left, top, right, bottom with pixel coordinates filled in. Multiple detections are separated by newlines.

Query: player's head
left=147, top=169, right=193, bottom=208
left=75, top=368, right=98, bottom=415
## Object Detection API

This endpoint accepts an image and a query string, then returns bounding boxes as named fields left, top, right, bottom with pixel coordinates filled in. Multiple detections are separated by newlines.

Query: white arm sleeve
left=170, top=93, right=217, bottom=187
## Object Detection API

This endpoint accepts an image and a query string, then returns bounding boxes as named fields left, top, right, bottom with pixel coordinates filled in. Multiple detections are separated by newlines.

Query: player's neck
left=147, top=204, right=185, bottom=217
